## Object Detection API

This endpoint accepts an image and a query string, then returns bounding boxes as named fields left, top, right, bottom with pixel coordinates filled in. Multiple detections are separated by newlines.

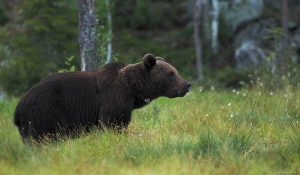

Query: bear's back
left=14, top=61, right=129, bottom=127
left=100, top=61, right=128, bottom=75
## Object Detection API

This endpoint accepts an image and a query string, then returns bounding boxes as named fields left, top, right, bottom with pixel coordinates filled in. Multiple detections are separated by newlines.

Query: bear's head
left=143, top=53, right=191, bottom=99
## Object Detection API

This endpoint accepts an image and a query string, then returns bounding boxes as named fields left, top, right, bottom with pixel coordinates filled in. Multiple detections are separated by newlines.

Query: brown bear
left=14, top=54, right=191, bottom=143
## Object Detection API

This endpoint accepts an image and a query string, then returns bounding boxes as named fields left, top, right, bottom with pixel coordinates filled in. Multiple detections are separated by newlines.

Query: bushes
left=0, top=0, right=79, bottom=96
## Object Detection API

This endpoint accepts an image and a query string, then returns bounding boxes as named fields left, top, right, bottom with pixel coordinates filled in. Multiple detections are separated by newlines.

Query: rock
left=235, top=41, right=267, bottom=70
left=233, top=17, right=300, bottom=70
left=220, top=0, right=264, bottom=32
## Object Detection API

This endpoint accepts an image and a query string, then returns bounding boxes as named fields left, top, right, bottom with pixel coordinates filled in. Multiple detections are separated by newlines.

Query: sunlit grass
left=0, top=88, right=299, bottom=175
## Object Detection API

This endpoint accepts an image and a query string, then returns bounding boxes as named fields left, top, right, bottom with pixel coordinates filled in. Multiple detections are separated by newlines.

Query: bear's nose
left=186, top=82, right=191, bottom=92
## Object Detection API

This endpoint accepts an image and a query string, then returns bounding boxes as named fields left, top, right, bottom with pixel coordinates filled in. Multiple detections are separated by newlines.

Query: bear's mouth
left=175, top=84, right=190, bottom=97
left=175, top=90, right=187, bottom=97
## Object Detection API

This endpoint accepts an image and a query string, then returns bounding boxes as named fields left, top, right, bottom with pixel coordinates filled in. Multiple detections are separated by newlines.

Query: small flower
left=293, top=68, right=297, bottom=72
left=239, top=81, right=245, bottom=85
left=228, top=103, right=231, bottom=107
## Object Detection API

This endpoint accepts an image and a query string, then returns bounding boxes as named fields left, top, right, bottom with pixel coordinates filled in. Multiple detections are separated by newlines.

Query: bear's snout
left=186, top=82, right=191, bottom=92
left=175, top=82, right=191, bottom=97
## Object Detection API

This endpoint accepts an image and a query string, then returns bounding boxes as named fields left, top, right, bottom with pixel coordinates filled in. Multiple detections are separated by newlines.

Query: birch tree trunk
left=193, top=0, right=204, bottom=81
left=78, top=0, right=99, bottom=71
left=106, top=0, right=113, bottom=63
left=211, top=0, right=219, bottom=54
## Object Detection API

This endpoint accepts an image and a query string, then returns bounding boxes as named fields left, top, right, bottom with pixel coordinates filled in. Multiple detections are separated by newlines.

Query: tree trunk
left=193, top=0, right=204, bottom=81
left=281, top=0, right=288, bottom=49
left=202, top=0, right=210, bottom=43
left=279, top=0, right=289, bottom=91
left=106, top=0, right=113, bottom=64
left=211, top=0, right=219, bottom=54
left=78, top=0, right=99, bottom=71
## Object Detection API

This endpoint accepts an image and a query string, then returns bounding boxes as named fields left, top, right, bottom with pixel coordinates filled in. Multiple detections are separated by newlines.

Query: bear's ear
left=155, top=57, right=165, bottom=62
left=143, top=53, right=156, bottom=71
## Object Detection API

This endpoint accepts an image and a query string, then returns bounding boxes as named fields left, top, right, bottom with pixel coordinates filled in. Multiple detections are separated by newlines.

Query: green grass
left=0, top=88, right=300, bottom=175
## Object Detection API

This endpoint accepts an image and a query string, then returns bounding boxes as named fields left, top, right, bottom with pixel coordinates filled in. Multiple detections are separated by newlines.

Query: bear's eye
left=169, top=72, right=175, bottom=76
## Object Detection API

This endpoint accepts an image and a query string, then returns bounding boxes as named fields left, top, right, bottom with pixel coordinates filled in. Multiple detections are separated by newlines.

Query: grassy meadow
left=0, top=85, right=300, bottom=175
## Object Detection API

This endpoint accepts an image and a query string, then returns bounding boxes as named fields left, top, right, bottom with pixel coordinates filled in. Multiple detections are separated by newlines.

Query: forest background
left=1, top=1, right=300, bottom=174
left=1, top=0, right=300, bottom=97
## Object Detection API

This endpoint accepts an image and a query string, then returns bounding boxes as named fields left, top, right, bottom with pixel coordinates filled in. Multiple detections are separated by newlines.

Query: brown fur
left=14, top=54, right=191, bottom=143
